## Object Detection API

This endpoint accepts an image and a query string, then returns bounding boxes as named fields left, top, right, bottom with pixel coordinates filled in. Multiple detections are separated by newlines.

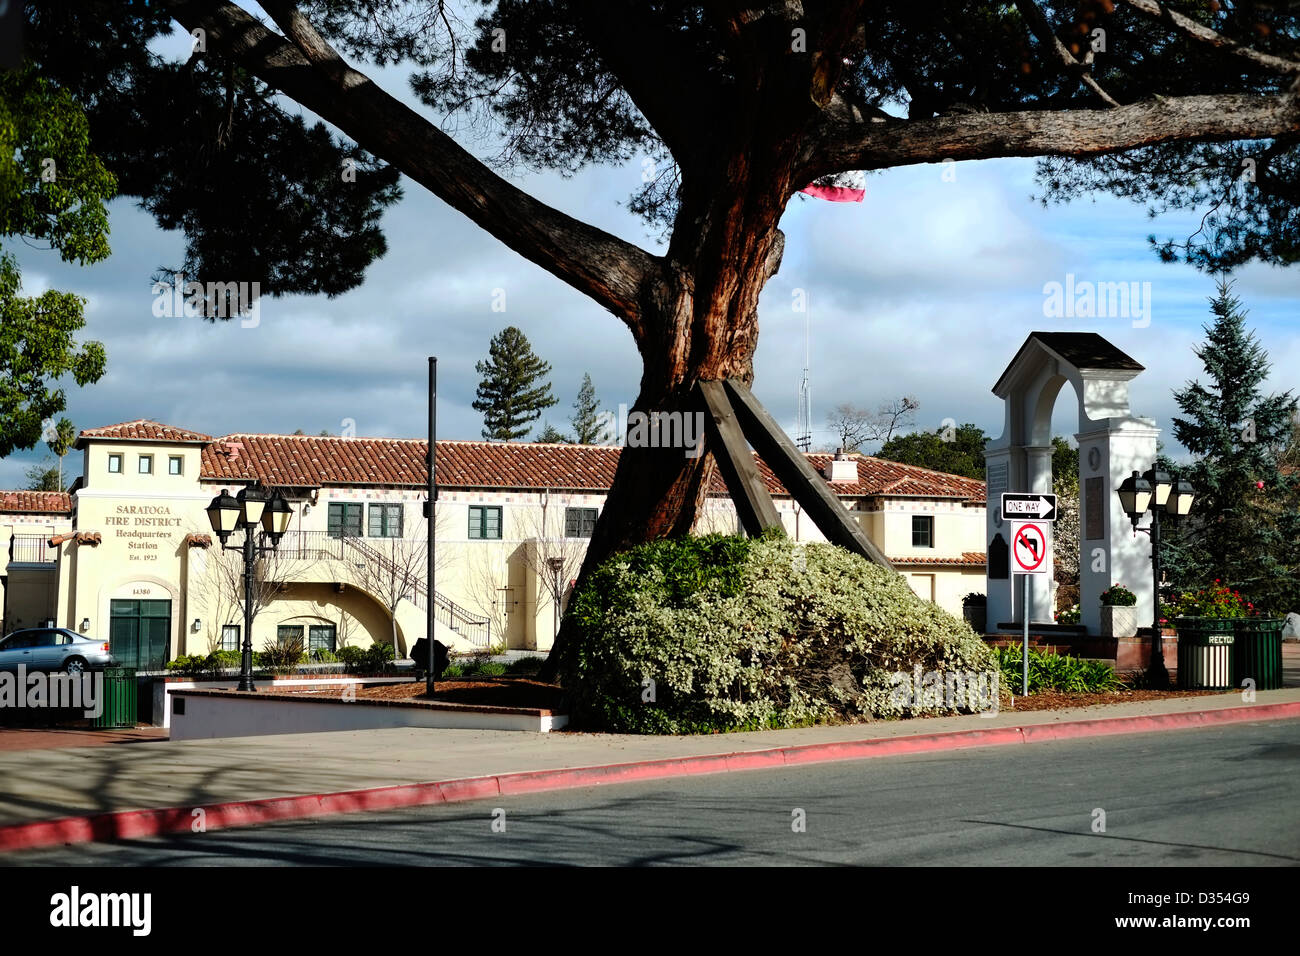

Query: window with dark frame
left=367, top=503, right=403, bottom=538
left=308, top=624, right=336, bottom=655
left=327, top=502, right=363, bottom=538
left=220, top=625, right=240, bottom=651
left=564, top=507, right=598, bottom=538
left=168, top=455, right=183, bottom=475
left=108, top=454, right=122, bottom=474
left=468, top=505, right=502, bottom=540
left=277, top=624, right=305, bottom=647
left=138, top=454, right=153, bottom=475
left=912, top=515, right=934, bottom=548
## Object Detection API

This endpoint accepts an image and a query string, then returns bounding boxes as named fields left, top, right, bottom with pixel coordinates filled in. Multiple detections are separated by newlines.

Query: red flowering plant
left=1099, top=584, right=1137, bottom=607
left=1165, top=581, right=1254, bottom=620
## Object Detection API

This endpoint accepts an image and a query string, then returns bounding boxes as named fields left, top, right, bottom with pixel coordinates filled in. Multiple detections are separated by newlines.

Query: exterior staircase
left=276, top=531, right=492, bottom=652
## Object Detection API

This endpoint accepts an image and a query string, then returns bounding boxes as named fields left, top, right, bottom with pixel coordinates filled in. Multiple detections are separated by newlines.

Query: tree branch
left=163, top=0, right=661, bottom=337
left=812, top=92, right=1300, bottom=177
left=1014, top=0, right=1121, bottom=107
left=1117, top=0, right=1300, bottom=76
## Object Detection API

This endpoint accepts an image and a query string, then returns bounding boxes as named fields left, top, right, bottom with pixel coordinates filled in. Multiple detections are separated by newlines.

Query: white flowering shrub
left=560, top=533, right=996, bottom=733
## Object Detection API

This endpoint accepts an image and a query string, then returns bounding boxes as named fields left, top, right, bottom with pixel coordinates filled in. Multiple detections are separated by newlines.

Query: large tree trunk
left=539, top=150, right=796, bottom=681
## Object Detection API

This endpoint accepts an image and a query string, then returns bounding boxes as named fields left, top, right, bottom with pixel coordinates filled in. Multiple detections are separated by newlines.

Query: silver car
left=0, top=628, right=116, bottom=674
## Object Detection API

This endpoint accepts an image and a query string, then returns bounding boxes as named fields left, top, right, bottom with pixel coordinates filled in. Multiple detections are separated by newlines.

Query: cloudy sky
left=5, top=20, right=1298, bottom=490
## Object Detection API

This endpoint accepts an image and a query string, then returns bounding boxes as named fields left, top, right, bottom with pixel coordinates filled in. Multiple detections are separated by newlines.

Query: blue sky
left=4, top=22, right=1298, bottom=490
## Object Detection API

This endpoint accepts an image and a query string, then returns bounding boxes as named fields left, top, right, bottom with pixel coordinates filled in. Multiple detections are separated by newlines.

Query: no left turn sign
left=1011, top=522, right=1050, bottom=575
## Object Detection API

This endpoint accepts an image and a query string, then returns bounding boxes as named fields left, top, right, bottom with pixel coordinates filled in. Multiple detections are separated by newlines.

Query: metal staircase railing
left=342, top=536, right=492, bottom=650
left=274, top=531, right=491, bottom=649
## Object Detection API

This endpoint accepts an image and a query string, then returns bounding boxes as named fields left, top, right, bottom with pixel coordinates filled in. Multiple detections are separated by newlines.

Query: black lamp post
left=1117, top=468, right=1195, bottom=689
left=206, top=485, right=294, bottom=691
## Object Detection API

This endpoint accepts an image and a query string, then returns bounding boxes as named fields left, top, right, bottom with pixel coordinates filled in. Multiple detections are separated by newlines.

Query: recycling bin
left=1232, top=618, right=1285, bottom=691
left=93, top=667, right=138, bottom=729
left=1173, top=619, right=1235, bottom=690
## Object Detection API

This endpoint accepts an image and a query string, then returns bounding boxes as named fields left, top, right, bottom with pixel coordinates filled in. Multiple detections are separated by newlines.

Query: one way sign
left=1001, top=493, right=1057, bottom=522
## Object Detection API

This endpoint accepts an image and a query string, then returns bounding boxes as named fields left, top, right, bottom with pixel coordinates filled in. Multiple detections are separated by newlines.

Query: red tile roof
left=197, top=433, right=985, bottom=501
left=71, top=419, right=985, bottom=501
left=0, top=491, right=72, bottom=514
left=201, top=435, right=623, bottom=491
left=890, top=552, right=987, bottom=567
left=77, top=419, right=212, bottom=444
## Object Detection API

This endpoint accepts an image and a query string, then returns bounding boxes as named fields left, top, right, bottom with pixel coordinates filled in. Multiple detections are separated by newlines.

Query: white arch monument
left=984, top=332, right=1158, bottom=635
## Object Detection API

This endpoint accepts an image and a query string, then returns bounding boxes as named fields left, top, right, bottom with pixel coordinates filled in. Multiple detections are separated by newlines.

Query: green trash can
left=93, top=667, right=138, bottom=729
left=1233, top=618, right=1285, bottom=691
left=1174, top=618, right=1235, bottom=690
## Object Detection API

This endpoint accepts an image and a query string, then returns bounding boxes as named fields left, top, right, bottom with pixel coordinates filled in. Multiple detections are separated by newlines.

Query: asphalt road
left=7, top=719, right=1298, bottom=866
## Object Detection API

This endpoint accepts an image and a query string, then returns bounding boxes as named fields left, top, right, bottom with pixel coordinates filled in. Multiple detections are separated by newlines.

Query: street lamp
left=206, top=485, right=295, bottom=691
left=1116, top=468, right=1196, bottom=689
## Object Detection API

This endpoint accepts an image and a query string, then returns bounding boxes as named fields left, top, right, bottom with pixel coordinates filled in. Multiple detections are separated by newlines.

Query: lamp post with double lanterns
left=205, top=486, right=294, bottom=691
left=1116, top=468, right=1196, bottom=688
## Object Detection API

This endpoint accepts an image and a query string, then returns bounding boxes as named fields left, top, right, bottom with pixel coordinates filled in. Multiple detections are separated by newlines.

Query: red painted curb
left=0, top=699, right=1296, bottom=853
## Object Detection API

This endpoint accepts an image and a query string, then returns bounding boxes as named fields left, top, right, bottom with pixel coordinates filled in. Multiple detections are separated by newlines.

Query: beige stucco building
left=1, top=420, right=987, bottom=666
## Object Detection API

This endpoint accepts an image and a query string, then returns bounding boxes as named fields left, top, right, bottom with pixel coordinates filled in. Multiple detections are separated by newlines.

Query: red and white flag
left=800, top=170, right=866, bottom=203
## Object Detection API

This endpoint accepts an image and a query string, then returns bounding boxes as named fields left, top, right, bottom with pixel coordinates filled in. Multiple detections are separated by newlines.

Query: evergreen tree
left=472, top=327, right=558, bottom=441
left=1167, top=280, right=1299, bottom=614
left=537, top=422, right=570, bottom=443
left=570, top=373, right=608, bottom=445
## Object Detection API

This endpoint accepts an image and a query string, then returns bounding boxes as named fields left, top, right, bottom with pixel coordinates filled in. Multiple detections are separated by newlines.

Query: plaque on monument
left=1085, top=476, right=1104, bottom=540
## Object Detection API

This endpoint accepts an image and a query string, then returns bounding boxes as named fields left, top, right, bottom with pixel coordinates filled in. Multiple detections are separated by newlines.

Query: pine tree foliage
left=1165, top=280, right=1300, bottom=614
left=472, top=326, right=558, bottom=441
left=570, top=373, right=608, bottom=445
left=537, top=422, right=571, bottom=443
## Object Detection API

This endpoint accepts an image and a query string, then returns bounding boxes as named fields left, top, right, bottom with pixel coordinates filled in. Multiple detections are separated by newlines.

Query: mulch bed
left=280, top=678, right=1233, bottom=722
left=286, top=678, right=566, bottom=711
left=1002, top=688, right=1229, bottom=712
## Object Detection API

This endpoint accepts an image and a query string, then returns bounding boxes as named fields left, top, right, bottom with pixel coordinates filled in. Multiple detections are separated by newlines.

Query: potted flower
left=1098, top=584, right=1138, bottom=638
left=961, top=592, right=987, bottom=634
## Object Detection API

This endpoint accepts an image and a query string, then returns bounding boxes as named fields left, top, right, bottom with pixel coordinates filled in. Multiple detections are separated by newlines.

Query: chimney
left=824, top=448, right=857, bottom=483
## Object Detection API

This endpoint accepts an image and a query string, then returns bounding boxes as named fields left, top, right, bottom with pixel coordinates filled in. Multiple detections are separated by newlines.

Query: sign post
left=1004, top=494, right=1056, bottom=698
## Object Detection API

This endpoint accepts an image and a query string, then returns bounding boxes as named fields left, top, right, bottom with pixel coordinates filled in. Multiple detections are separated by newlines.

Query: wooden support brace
left=722, top=378, right=894, bottom=569
left=696, top=380, right=783, bottom=536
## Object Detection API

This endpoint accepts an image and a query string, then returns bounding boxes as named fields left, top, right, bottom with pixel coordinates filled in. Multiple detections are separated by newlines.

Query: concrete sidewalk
left=0, top=687, right=1296, bottom=842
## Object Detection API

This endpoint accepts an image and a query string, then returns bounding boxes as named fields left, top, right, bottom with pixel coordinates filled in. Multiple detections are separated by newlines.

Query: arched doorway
left=984, top=332, right=1158, bottom=635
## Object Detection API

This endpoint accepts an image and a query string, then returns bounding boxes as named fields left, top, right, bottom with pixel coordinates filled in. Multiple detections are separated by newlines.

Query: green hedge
left=558, top=533, right=996, bottom=733
left=165, top=651, right=242, bottom=678
left=337, top=643, right=394, bottom=673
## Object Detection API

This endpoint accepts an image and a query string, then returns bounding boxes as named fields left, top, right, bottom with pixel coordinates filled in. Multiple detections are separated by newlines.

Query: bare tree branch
left=163, top=0, right=662, bottom=338
left=826, top=396, right=918, bottom=452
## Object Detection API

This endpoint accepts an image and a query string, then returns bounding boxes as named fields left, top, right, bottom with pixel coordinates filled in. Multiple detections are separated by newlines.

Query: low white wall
left=169, top=690, right=566, bottom=739
left=154, top=676, right=411, bottom=729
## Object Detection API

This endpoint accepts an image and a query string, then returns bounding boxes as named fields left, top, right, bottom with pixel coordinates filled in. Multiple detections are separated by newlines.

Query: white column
left=1076, top=422, right=1158, bottom=635
left=983, top=446, right=1014, bottom=632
